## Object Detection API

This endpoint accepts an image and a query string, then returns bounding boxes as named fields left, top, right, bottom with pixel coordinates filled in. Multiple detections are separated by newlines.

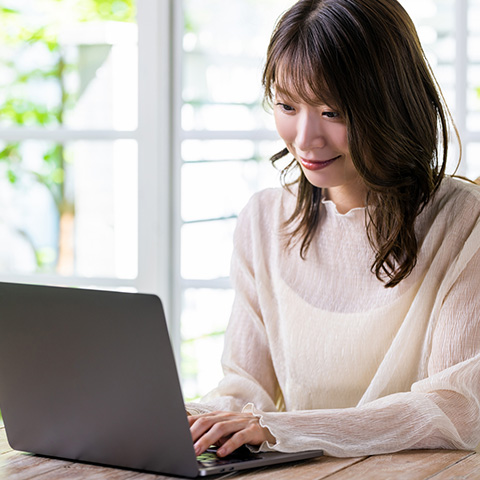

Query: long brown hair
left=263, top=0, right=456, bottom=288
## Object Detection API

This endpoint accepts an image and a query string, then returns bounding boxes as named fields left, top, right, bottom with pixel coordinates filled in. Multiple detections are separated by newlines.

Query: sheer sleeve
left=186, top=183, right=480, bottom=457
left=245, top=248, right=480, bottom=456
left=186, top=196, right=282, bottom=417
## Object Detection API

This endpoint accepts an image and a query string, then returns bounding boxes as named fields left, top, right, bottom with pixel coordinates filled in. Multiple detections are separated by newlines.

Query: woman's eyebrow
left=274, top=83, right=335, bottom=106
left=274, top=86, right=293, bottom=98
left=274, top=89, right=303, bottom=105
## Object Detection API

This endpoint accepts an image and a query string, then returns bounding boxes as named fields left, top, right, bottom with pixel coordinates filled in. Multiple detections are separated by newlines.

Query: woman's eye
left=322, top=111, right=340, bottom=118
left=276, top=103, right=295, bottom=112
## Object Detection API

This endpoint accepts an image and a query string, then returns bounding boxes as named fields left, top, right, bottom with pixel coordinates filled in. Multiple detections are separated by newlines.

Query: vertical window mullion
left=137, top=0, right=173, bottom=315
left=455, top=0, right=469, bottom=174
left=170, top=0, right=186, bottom=365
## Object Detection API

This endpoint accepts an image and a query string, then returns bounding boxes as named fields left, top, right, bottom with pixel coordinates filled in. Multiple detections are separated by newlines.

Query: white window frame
left=454, top=0, right=480, bottom=175
left=0, top=0, right=178, bottom=353
left=0, top=0, right=478, bottom=371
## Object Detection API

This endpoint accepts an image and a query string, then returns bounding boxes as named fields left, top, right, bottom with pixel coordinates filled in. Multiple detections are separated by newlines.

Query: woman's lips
left=299, top=156, right=340, bottom=171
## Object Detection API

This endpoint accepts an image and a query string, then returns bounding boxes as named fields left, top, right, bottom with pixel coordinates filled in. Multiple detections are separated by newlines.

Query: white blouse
left=187, top=176, right=480, bottom=457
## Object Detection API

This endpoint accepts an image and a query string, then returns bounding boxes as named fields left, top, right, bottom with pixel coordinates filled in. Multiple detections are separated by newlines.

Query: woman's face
left=273, top=90, right=366, bottom=212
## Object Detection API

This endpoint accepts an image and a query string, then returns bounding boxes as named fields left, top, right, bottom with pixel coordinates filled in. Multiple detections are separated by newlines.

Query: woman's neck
left=324, top=181, right=367, bottom=214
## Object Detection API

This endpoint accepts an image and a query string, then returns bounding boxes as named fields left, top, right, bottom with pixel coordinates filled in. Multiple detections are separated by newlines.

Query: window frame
left=0, top=0, right=479, bottom=374
left=0, top=0, right=178, bottom=353
left=455, top=0, right=480, bottom=175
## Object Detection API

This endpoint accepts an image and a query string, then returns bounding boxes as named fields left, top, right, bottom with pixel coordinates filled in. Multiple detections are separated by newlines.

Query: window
left=178, top=0, right=480, bottom=400
left=400, top=0, right=480, bottom=177
left=177, top=0, right=293, bottom=400
left=0, top=0, right=171, bottom=301
left=0, top=0, right=479, bottom=401
left=0, top=0, right=139, bottom=284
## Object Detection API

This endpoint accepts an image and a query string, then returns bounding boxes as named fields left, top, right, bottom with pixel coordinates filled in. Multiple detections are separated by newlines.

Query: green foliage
left=0, top=143, right=21, bottom=163
left=0, top=0, right=135, bottom=270
left=77, top=0, right=135, bottom=22
left=0, top=7, right=17, bottom=14
left=0, top=99, right=61, bottom=127
left=35, top=247, right=57, bottom=267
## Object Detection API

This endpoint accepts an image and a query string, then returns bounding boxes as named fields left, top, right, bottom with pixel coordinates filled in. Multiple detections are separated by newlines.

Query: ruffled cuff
left=242, top=402, right=279, bottom=452
left=185, top=402, right=216, bottom=416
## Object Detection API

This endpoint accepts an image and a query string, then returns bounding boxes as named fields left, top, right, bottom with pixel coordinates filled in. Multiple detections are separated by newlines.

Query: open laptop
left=0, top=282, right=323, bottom=477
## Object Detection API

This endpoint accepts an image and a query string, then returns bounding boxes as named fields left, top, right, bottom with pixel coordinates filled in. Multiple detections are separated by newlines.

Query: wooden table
left=1, top=426, right=479, bottom=480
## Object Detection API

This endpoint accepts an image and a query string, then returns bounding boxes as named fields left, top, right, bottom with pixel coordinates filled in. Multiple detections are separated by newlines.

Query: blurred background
left=0, top=0, right=479, bottom=401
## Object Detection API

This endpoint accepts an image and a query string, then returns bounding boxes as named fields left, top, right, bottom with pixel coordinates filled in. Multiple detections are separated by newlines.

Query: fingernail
left=217, top=448, right=226, bottom=457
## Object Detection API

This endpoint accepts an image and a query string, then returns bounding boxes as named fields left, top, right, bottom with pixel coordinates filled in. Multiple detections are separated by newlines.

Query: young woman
left=187, top=0, right=480, bottom=458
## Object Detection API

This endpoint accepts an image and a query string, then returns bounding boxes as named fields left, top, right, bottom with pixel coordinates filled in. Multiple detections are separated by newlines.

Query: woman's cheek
left=274, top=114, right=296, bottom=147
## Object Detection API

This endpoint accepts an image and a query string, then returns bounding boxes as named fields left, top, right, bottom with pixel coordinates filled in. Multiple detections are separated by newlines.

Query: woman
left=187, top=0, right=480, bottom=458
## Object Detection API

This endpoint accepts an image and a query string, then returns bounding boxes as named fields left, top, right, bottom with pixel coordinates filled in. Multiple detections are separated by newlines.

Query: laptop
left=0, top=282, right=323, bottom=477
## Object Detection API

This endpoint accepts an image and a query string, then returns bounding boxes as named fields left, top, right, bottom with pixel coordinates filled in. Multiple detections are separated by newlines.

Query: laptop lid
left=0, top=282, right=200, bottom=478
left=0, top=282, right=323, bottom=477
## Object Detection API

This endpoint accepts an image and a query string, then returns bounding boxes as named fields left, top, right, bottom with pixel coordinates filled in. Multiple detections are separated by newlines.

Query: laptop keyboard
left=196, top=447, right=260, bottom=468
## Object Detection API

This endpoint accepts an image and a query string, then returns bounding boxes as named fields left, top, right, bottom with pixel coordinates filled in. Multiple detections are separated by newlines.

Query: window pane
left=182, top=139, right=257, bottom=162
left=182, top=0, right=293, bottom=132
left=73, top=140, right=138, bottom=278
left=468, top=0, right=480, bottom=131
left=181, top=103, right=272, bottom=131
left=181, top=140, right=283, bottom=222
left=467, top=65, right=480, bottom=131
left=181, top=219, right=236, bottom=280
left=0, top=0, right=137, bottom=131
left=181, top=288, right=234, bottom=400
left=466, top=143, right=480, bottom=180
left=400, top=1, right=456, bottom=109
left=0, top=139, right=138, bottom=278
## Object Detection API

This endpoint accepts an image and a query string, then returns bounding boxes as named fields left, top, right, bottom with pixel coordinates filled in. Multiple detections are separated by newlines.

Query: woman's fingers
left=191, top=414, right=246, bottom=454
left=216, top=423, right=262, bottom=457
left=189, top=411, right=232, bottom=442
left=188, top=411, right=273, bottom=457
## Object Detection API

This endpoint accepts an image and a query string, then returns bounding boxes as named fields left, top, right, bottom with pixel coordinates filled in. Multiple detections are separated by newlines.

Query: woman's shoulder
left=435, top=175, right=480, bottom=212
left=232, top=186, right=297, bottom=248
left=418, top=175, right=480, bottom=239
left=443, top=174, right=480, bottom=193
left=239, top=186, right=297, bottom=222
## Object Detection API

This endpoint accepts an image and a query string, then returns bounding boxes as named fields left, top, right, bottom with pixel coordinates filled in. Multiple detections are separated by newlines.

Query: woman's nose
left=295, top=113, right=326, bottom=151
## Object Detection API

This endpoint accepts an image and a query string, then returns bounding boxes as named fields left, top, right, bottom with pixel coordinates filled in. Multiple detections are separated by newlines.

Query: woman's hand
left=188, top=411, right=276, bottom=457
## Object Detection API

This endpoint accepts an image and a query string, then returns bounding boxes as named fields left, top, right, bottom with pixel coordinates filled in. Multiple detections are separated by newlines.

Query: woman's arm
left=226, top=249, right=480, bottom=457
left=190, top=245, right=480, bottom=457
